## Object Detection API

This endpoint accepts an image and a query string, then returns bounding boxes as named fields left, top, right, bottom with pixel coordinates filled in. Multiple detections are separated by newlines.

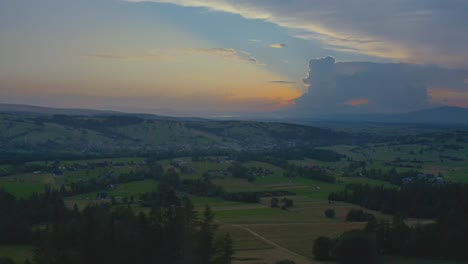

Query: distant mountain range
left=290, top=106, right=468, bottom=125
left=0, top=103, right=116, bottom=116
left=0, top=103, right=203, bottom=122
left=1, top=103, right=467, bottom=125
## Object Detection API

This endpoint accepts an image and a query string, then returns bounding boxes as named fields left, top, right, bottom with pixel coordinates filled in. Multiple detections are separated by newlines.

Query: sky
left=1, top=0, right=468, bottom=116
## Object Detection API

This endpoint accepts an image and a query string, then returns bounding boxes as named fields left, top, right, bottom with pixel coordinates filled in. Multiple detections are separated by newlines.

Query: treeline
left=315, top=214, right=468, bottom=262
left=325, top=182, right=468, bottom=261
left=357, top=168, right=420, bottom=185
left=313, top=230, right=378, bottom=264
left=0, top=187, right=67, bottom=244
left=231, top=149, right=339, bottom=183
left=54, top=160, right=293, bottom=204
left=0, top=187, right=233, bottom=264
left=234, top=148, right=345, bottom=164
left=366, top=215, right=468, bottom=260
left=329, top=182, right=468, bottom=218
left=283, top=164, right=336, bottom=183
left=344, top=161, right=423, bottom=185
left=61, top=166, right=163, bottom=197
left=142, top=169, right=294, bottom=204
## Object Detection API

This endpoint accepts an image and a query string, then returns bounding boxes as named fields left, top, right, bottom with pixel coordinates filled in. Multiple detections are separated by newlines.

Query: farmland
left=1, top=114, right=468, bottom=263
left=1, top=149, right=467, bottom=263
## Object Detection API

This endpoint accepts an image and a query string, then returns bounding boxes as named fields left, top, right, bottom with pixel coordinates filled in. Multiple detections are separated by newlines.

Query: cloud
left=269, top=80, right=296, bottom=84
left=269, top=43, right=286, bottom=49
left=183, top=48, right=262, bottom=64
left=83, top=53, right=172, bottom=61
left=128, top=0, right=468, bottom=68
left=84, top=48, right=262, bottom=64
left=293, top=57, right=468, bottom=114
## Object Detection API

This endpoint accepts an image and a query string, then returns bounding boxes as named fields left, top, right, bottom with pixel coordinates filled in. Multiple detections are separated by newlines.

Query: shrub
left=324, top=208, right=336, bottom=219
left=313, top=236, right=333, bottom=260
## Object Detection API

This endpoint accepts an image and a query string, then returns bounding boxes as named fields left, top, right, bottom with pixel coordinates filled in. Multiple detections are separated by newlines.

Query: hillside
left=0, top=113, right=356, bottom=157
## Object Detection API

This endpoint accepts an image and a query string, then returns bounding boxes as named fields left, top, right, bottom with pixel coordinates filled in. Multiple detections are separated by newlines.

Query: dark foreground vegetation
left=0, top=187, right=233, bottom=264
left=324, top=182, right=468, bottom=261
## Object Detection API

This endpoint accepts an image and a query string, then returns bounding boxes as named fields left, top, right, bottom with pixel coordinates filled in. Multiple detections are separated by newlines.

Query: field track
left=233, top=225, right=313, bottom=263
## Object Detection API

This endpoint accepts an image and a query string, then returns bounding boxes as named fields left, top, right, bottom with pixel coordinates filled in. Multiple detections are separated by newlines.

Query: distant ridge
left=289, top=106, right=468, bottom=125
left=1, top=103, right=467, bottom=124
left=0, top=103, right=117, bottom=116
left=397, top=106, right=468, bottom=124
left=0, top=103, right=205, bottom=121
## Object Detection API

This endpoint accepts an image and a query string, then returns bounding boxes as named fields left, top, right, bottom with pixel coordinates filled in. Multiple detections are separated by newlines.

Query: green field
left=0, top=245, right=34, bottom=263
left=1, top=137, right=467, bottom=264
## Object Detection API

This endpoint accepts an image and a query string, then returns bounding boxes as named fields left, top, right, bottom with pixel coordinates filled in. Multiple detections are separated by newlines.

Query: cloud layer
left=294, top=57, right=468, bottom=114
left=129, top=0, right=468, bottom=67
left=85, top=48, right=262, bottom=64
left=269, top=43, right=286, bottom=49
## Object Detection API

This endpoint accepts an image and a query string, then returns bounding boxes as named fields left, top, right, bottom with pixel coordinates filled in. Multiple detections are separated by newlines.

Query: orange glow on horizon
left=346, top=98, right=369, bottom=106
left=429, top=88, right=468, bottom=108
left=222, top=85, right=302, bottom=111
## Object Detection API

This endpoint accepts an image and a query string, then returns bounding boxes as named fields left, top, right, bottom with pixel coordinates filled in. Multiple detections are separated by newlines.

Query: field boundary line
left=232, top=224, right=312, bottom=263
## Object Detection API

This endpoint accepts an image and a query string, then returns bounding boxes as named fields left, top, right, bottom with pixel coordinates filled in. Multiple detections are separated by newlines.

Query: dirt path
left=232, top=224, right=312, bottom=263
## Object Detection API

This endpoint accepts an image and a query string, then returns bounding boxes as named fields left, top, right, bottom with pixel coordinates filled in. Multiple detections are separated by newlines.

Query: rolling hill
left=0, top=111, right=357, bottom=158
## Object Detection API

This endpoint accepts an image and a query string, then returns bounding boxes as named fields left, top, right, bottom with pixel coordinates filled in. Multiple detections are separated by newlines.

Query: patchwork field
left=1, top=137, right=467, bottom=264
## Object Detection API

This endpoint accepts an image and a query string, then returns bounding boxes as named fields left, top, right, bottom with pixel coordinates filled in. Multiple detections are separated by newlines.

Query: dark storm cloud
left=294, top=57, right=468, bottom=113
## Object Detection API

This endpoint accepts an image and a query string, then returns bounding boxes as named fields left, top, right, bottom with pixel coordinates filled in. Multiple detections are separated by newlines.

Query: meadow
left=1, top=134, right=468, bottom=264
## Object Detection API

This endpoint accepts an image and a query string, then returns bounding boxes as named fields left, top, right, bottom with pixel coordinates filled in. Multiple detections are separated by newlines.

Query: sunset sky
left=1, top=0, right=468, bottom=116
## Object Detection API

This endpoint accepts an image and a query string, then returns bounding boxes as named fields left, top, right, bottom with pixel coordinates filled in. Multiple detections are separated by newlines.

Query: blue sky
left=1, top=0, right=467, bottom=116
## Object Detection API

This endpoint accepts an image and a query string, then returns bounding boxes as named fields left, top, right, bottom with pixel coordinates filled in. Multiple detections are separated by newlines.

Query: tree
left=335, top=231, right=378, bottom=264
left=214, top=233, right=234, bottom=264
left=275, top=260, right=295, bottom=264
left=324, top=208, right=336, bottom=219
left=313, top=236, right=333, bottom=260
left=0, top=258, right=15, bottom=264
left=198, top=206, right=218, bottom=264
left=282, top=198, right=294, bottom=208
left=346, top=209, right=375, bottom=222
left=270, top=198, right=279, bottom=208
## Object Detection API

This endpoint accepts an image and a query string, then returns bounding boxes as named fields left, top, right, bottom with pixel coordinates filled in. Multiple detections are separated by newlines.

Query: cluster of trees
left=313, top=231, right=378, bottom=264
left=270, top=197, right=294, bottom=210
left=234, top=147, right=345, bottom=166
left=343, top=162, right=423, bottom=185
left=315, top=214, right=468, bottom=262
left=228, top=165, right=255, bottom=182
left=141, top=168, right=294, bottom=205
left=327, top=182, right=468, bottom=261
left=328, top=182, right=468, bottom=218
left=364, top=215, right=468, bottom=260
left=283, top=164, right=336, bottom=183
left=0, top=187, right=68, bottom=245
left=227, top=164, right=274, bottom=182
left=0, top=186, right=234, bottom=264
left=346, top=209, right=376, bottom=222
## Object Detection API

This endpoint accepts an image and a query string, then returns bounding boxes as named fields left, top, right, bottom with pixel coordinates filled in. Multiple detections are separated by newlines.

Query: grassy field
left=66, top=179, right=158, bottom=200
left=0, top=173, right=54, bottom=198
left=381, top=256, right=466, bottom=264
left=323, top=142, right=468, bottom=183
left=0, top=244, right=34, bottom=263
left=0, top=151, right=466, bottom=264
